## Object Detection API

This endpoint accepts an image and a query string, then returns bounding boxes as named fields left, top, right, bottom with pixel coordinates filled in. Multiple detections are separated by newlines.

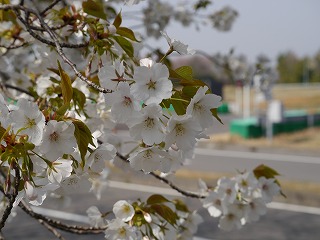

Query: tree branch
left=115, top=152, right=206, bottom=199
left=19, top=201, right=106, bottom=234
left=0, top=165, right=20, bottom=230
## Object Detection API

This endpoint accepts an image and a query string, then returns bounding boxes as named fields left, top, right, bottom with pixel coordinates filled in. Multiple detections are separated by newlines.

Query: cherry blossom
left=105, top=82, right=141, bottom=123
left=131, top=63, right=172, bottom=105
left=47, top=158, right=73, bottom=184
left=165, top=114, right=202, bottom=151
left=87, top=144, right=116, bottom=173
left=129, top=146, right=164, bottom=172
left=39, top=120, right=77, bottom=160
left=87, top=206, right=106, bottom=228
left=105, top=218, right=139, bottom=240
left=98, top=60, right=127, bottom=91
left=8, top=98, right=45, bottom=145
left=113, top=200, right=135, bottom=222
left=129, top=103, right=165, bottom=145
left=186, top=86, right=222, bottom=129
left=160, top=30, right=196, bottom=55
left=258, top=177, right=281, bottom=203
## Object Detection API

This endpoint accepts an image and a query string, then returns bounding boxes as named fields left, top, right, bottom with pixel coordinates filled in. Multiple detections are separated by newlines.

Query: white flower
left=89, top=169, right=109, bottom=200
left=47, top=158, right=73, bottom=184
left=160, top=31, right=195, bottom=55
left=59, top=174, right=91, bottom=194
left=113, top=200, right=135, bottom=222
left=87, top=144, right=116, bottom=173
left=105, top=218, right=139, bottom=240
left=165, top=114, right=201, bottom=151
left=139, top=58, right=155, bottom=67
left=105, top=82, right=141, bottom=123
left=216, top=177, right=238, bottom=204
left=186, top=86, right=222, bottom=129
left=235, top=171, right=258, bottom=197
left=202, top=191, right=224, bottom=217
left=8, top=98, right=45, bottom=145
left=258, top=177, right=280, bottom=203
left=218, top=204, right=243, bottom=231
left=98, top=60, right=127, bottom=91
left=245, top=198, right=267, bottom=223
left=129, top=104, right=165, bottom=145
left=131, top=63, right=172, bottom=105
left=180, top=211, right=203, bottom=234
left=39, top=120, right=77, bottom=160
left=87, top=206, right=106, bottom=227
left=159, top=148, right=184, bottom=173
left=129, top=147, right=163, bottom=173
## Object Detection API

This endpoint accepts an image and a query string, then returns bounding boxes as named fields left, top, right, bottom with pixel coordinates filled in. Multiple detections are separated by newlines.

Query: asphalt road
left=187, top=148, right=320, bottom=183
left=4, top=185, right=320, bottom=240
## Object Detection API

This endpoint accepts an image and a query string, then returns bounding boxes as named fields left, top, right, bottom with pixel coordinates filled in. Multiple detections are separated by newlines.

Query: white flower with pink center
left=39, top=120, right=76, bottom=161
left=131, top=63, right=172, bottom=105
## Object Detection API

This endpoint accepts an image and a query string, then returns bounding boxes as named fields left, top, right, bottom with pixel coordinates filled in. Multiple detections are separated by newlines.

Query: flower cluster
left=0, top=0, right=282, bottom=238
left=0, top=94, right=116, bottom=206
left=201, top=171, right=281, bottom=231
left=87, top=197, right=203, bottom=239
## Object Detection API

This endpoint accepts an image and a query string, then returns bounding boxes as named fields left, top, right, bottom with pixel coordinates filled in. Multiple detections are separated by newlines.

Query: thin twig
left=40, top=0, right=61, bottom=16
left=38, top=219, right=66, bottom=240
left=19, top=201, right=106, bottom=234
left=115, top=152, right=206, bottom=199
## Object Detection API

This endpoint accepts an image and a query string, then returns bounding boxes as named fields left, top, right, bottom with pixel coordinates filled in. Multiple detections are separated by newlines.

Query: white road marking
left=109, top=180, right=320, bottom=215
left=194, top=148, right=320, bottom=164
left=31, top=206, right=90, bottom=224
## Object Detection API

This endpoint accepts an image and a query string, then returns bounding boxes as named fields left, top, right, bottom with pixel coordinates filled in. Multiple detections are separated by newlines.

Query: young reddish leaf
left=147, top=194, right=170, bottom=205
left=82, top=0, right=107, bottom=19
left=57, top=60, right=73, bottom=105
left=113, top=12, right=122, bottom=28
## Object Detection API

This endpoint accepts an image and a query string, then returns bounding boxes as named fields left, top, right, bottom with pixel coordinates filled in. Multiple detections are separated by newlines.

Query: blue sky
left=143, top=0, right=320, bottom=64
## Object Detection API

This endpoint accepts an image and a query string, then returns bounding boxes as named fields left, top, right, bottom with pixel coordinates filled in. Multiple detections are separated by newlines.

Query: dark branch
left=19, top=201, right=106, bottom=234
left=0, top=164, right=20, bottom=230
left=40, top=0, right=61, bottom=16
left=115, top=152, right=206, bottom=199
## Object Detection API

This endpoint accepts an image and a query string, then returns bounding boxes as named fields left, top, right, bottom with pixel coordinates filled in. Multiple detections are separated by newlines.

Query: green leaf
left=182, top=86, right=198, bottom=99
left=0, top=125, right=6, bottom=140
left=151, top=204, right=178, bottom=226
left=170, top=92, right=188, bottom=115
left=147, top=194, right=170, bottom=205
left=82, top=0, right=107, bottom=19
left=173, top=199, right=189, bottom=212
left=72, top=88, right=86, bottom=111
left=57, top=61, right=73, bottom=105
left=72, top=119, right=95, bottom=163
left=112, top=12, right=122, bottom=28
left=175, top=66, right=193, bottom=81
left=56, top=103, right=70, bottom=116
left=112, top=36, right=134, bottom=57
left=253, top=164, right=280, bottom=179
left=116, top=27, right=140, bottom=42
left=211, top=108, right=223, bottom=124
